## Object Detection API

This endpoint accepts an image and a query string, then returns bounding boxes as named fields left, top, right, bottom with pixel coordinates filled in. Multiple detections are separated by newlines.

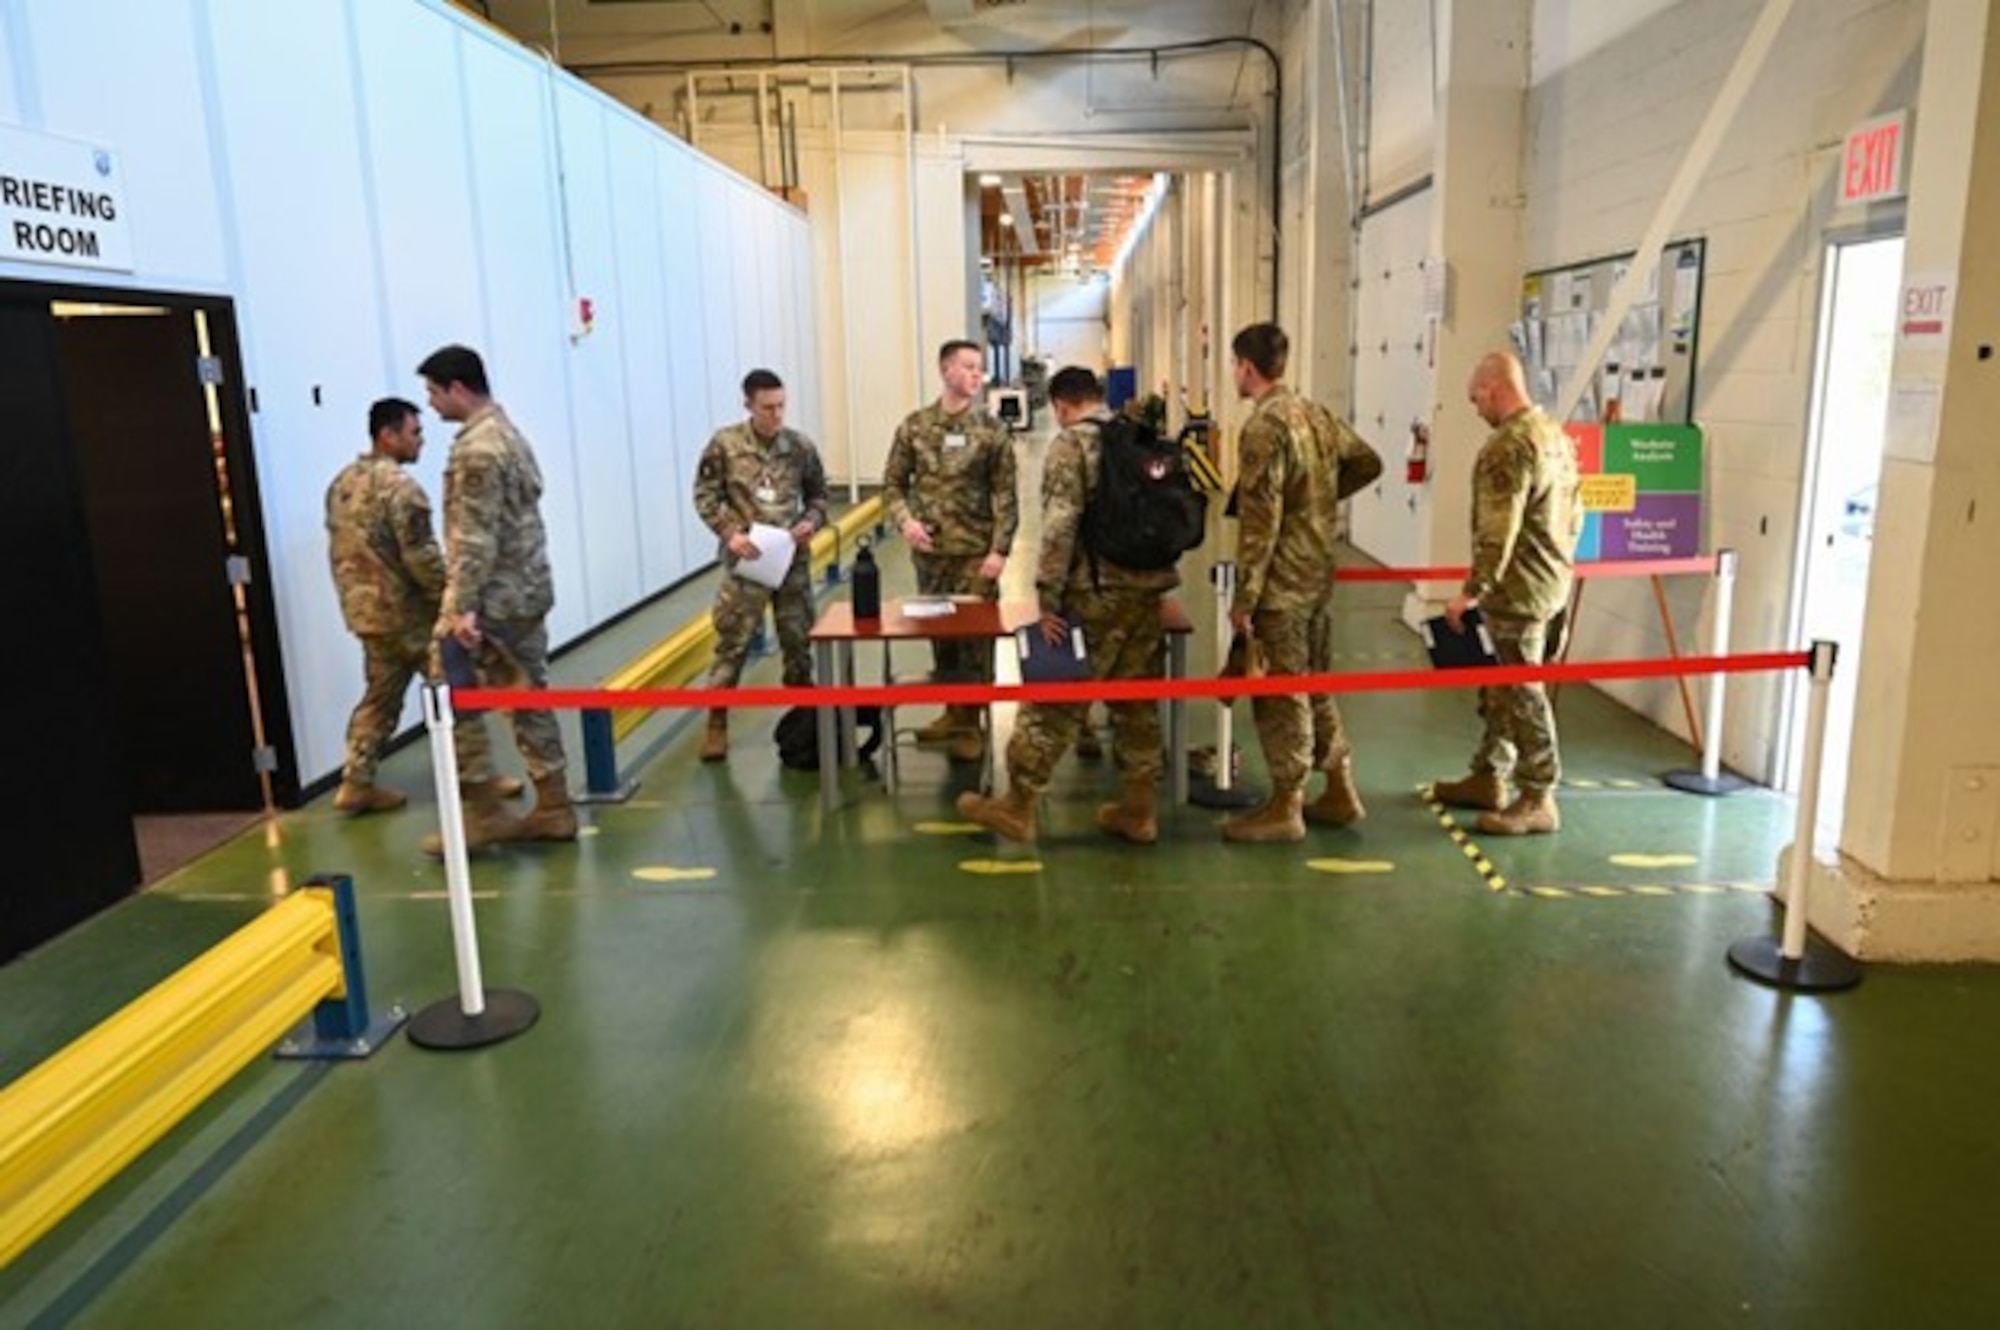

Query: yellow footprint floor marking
left=1306, top=858, right=1397, bottom=875
left=915, top=821, right=985, bottom=836
left=632, top=866, right=719, bottom=883
left=959, top=859, right=1043, bottom=875
left=1610, top=853, right=1699, bottom=870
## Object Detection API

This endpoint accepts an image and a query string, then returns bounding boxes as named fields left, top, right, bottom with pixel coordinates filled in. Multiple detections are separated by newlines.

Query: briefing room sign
left=0, top=123, right=133, bottom=273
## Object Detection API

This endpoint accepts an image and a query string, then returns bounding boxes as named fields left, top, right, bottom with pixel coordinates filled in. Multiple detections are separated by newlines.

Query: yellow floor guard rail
left=0, top=887, right=345, bottom=1267
left=602, top=496, right=883, bottom=743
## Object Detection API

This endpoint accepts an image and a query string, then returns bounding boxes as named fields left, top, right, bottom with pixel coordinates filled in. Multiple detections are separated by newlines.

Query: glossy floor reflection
left=6, top=524, right=2000, bottom=1329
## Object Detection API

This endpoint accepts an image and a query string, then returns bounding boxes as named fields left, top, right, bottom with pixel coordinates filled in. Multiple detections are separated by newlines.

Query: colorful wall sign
left=1567, top=422, right=1703, bottom=560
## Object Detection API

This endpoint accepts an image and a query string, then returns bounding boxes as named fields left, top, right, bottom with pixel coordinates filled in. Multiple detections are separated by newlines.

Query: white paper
left=731, top=522, right=795, bottom=590
left=900, top=597, right=957, bottom=619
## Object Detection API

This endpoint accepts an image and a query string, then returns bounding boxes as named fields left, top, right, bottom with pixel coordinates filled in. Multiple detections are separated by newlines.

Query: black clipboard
left=1016, top=619, right=1090, bottom=682
left=1420, top=608, right=1498, bottom=669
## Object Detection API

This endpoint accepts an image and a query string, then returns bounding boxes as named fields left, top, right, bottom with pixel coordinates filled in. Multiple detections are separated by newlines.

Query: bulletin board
left=1515, top=237, right=1705, bottom=425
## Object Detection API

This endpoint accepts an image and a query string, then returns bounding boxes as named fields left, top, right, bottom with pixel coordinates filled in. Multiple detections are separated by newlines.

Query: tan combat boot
left=1477, top=790, right=1560, bottom=836
left=420, top=779, right=525, bottom=858
left=1095, top=779, right=1158, bottom=844
left=946, top=726, right=986, bottom=763
left=1430, top=771, right=1510, bottom=812
left=913, top=712, right=960, bottom=743
left=1304, top=758, right=1366, bottom=828
left=510, top=772, right=580, bottom=842
left=1221, top=789, right=1307, bottom=843
left=956, top=784, right=1039, bottom=843
left=700, top=709, right=729, bottom=763
left=334, top=781, right=407, bottom=815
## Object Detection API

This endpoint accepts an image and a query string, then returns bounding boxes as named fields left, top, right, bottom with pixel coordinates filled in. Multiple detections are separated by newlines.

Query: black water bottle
left=852, top=539, right=882, bottom=620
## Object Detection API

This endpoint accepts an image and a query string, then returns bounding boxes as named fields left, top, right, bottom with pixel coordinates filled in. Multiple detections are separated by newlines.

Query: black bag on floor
left=774, top=704, right=882, bottom=770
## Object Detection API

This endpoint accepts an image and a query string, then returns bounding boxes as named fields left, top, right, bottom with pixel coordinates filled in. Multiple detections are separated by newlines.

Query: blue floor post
left=275, top=873, right=408, bottom=1059
left=576, top=708, right=640, bottom=804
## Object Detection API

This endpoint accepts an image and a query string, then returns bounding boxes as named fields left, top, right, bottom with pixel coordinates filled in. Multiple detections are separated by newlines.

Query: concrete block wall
left=1519, top=0, right=1926, bottom=783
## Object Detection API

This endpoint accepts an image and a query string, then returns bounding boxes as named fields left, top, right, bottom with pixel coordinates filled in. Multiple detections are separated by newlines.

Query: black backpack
left=773, top=704, right=882, bottom=770
left=1079, top=415, right=1208, bottom=573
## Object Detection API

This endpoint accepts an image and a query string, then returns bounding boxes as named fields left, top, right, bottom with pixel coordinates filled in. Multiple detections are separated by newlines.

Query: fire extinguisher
left=1405, top=419, right=1431, bottom=485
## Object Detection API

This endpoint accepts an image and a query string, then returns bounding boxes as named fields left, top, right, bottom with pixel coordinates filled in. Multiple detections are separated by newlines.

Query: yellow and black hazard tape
left=1182, top=437, right=1225, bottom=493
left=1507, top=881, right=1768, bottom=902
left=1419, top=783, right=1769, bottom=902
left=1419, top=784, right=1509, bottom=893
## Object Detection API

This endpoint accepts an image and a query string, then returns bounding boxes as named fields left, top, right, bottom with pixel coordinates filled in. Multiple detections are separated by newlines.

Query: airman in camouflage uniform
left=1222, top=323, right=1385, bottom=843
left=417, top=344, right=575, bottom=853
left=957, top=367, right=1178, bottom=844
left=884, top=339, right=1019, bottom=761
left=326, top=398, right=446, bottom=814
left=693, top=368, right=829, bottom=761
left=1435, top=350, right=1582, bottom=835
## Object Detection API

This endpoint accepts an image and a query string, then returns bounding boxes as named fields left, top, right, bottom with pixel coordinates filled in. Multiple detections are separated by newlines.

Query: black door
left=54, top=310, right=264, bottom=812
left=0, top=303, right=143, bottom=961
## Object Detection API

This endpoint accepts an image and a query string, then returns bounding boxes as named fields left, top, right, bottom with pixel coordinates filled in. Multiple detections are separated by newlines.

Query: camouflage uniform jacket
left=1465, top=406, right=1582, bottom=621
left=883, top=400, right=1019, bottom=558
left=325, top=453, right=445, bottom=636
left=1035, top=410, right=1180, bottom=615
left=1234, top=386, right=1384, bottom=613
left=439, top=403, right=555, bottom=628
left=693, top=422, right=829, bottom=555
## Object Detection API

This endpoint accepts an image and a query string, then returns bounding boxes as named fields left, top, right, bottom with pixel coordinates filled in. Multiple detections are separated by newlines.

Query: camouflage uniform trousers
left=912, top=552, right=996, bottom=683
left=1008, top=585, right=1165, bottom=793
left=1468, top=610, right=1563, bottom=794
left=703, top=550, right=815, bottom=689
left=437, top=616, right=567, bottom=782
left=343, top=624, right=431, bottom=786
left=1248, top=597, right=1353, bottom=795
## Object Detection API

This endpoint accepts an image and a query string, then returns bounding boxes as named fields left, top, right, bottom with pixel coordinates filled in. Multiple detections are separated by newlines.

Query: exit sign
left=1840, top=109, right=1908, bottom=206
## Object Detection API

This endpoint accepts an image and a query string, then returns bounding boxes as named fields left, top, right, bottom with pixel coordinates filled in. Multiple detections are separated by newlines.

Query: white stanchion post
left=1666, top=548, right=1750, bottom=796
left=1726, top=640, right=1860, bottom=991
left=423, top=684, right=485, bottom=1018
left=1192, top=561, right=1260, bottom=809
left=406, top=682, right=542, bottom=1049
left=1780, top=642, right=1835, bottom=961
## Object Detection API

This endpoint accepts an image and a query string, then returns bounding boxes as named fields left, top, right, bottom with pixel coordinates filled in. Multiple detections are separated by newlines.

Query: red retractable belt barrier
left=456, top=649, right=1809, bottom=715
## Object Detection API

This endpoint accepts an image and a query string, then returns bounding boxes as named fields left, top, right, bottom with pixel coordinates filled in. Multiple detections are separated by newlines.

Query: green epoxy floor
left=8, top=510, right=2000, bottom=1328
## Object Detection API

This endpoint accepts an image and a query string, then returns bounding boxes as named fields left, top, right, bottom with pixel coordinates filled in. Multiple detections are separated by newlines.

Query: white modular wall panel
left=0, top=4, right=22, bottom=122
left=786, top=212, right=825, bottom=449
left=695, top=171, right=743, bottom=428
left=10, top=0, right=229, bottom=291
left=745, top=195, right=780, bottom=379
left=456, top=32, right=588, bottom=644
left=350, top=2, right=488, bottom=402
left=657, top=144, right=718, bottom=571
left=1348, top=189, right=1434, bottom=571
left=553, top=85, right=643, bottom=618
left=206, top=0, right=392, bottom=785
left=608, top=132, right=688, bottom=591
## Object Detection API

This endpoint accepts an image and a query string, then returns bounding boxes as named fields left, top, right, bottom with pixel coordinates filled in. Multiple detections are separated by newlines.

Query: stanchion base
left=1726, top=936, right=1863, bottom=992
left=1665, top=769, right=1753, bottom=797
left=407, top=988, right=541, bottom=1050
left=275, top=1005, right=410, bottom=1060
left=1188, top=775, right=1261, bottom=810
left=574, top=779, right=641, bottom=805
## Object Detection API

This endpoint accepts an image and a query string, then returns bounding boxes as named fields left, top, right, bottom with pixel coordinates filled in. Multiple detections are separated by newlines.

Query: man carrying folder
left=1433, top=351, right=1583, bottom=835
left=958, top=367, right=1180, bottom=844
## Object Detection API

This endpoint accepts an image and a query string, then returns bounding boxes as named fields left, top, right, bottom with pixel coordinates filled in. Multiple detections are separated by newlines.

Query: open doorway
left=0, top=281, right=293, bottom=958
left=1785, top=234, right=1905, bottom=836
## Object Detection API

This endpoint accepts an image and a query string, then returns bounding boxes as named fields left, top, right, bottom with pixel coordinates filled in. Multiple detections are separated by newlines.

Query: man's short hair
left=1047, top=366, right=1105, bottom=404
left=416, top=344, right=489, bottom=396
left=938, top=339, right=982, bottom=366
left=742, top=368, right=784, bottom=398
left=369, top=397, right=419, bottom=439
left=1231, top=323, right=1289, bottom=380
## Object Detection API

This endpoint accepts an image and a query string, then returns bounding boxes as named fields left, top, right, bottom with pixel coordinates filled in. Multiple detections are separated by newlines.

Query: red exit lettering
left=1841, top=112, right=1907, bottom=205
